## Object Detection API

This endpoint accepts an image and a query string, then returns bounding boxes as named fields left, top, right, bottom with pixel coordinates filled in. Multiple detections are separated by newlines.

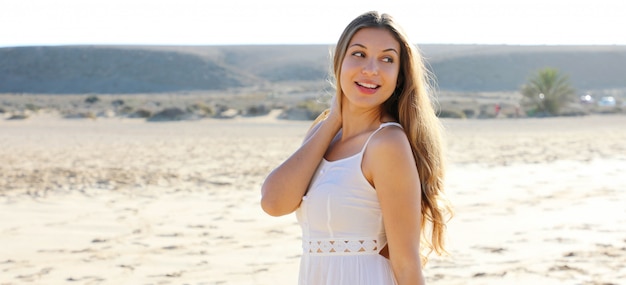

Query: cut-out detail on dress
left=304, top=239, right=379, bottom=254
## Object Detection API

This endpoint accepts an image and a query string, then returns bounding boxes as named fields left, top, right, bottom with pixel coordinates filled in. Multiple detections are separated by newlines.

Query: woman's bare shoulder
left=367, top=124, right=413, bottom=161
left=373, top=124, right=409, bottom=145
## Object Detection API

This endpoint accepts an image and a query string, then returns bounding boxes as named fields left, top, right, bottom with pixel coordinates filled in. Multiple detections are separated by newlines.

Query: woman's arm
left=365, top=127, right=425, bottom=285
left=260, top=103, right=341, bottom=217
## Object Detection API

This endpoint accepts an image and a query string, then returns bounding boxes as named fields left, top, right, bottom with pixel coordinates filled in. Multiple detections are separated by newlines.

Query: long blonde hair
left=326, top=11, right=453, bottom=263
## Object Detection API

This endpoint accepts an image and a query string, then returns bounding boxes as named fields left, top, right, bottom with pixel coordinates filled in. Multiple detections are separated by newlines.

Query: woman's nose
left=361, top=59, right=379, bottom=76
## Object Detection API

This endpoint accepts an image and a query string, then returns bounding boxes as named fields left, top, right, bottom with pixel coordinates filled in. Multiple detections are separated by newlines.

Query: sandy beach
left=1, top=114, right=625, bottom=284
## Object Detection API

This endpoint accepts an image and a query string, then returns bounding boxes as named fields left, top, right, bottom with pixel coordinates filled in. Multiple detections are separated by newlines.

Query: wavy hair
left=331, top=11, right=453, bottom=263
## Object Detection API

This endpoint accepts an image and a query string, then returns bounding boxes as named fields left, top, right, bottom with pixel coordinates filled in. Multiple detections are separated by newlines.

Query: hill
left=1, top=44, right=625, bottom=94
left=423, top=45, right=626, bottom=92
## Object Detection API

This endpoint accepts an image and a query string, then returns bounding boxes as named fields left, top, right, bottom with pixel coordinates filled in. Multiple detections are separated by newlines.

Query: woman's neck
left=340, top=105, right=385, bottom=141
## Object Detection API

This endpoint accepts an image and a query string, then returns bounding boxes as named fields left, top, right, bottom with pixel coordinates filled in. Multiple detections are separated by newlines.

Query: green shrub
left=119, top=105, right=134, bottom=115
left=85, top=95, right=100, bottom=104
left=111, top=99, right=125, bottom=107
left=62, top=111, right=96, bottom=119
left=131, top=109, right=152, bottom=118
left=148, top=107, right=188, bottom=121
left=245, top=104, right=270, bottom=116
left=24, top=103, right=40, bottom=111
left=187, top=102, right=214, bottom=116
left=520, top=68, right=576, bottom=116
left=296, top=99, right=327, bottom=119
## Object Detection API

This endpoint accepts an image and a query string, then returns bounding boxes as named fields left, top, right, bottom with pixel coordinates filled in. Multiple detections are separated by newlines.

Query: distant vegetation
left=521, top=68, right=576, bottom=116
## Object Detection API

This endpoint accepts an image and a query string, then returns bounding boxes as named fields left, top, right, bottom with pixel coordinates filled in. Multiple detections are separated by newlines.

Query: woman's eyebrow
left=348, top=43, right=398, bottom=55
left=348, top=43, right=366, bottom=49
left=383, top=48, right=399, bottom=55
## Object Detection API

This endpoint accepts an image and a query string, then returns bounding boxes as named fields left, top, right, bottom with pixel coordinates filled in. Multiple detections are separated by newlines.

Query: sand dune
left=1, top=114, right=625, bottom=284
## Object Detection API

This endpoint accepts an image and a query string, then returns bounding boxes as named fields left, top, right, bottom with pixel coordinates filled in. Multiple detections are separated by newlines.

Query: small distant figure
left=515, top=104, right=521, bottom=118
left=494, top=103, right=501, bottom=117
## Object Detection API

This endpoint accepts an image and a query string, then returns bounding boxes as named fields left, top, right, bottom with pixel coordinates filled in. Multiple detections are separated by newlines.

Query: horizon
left=1, top=0, right=625, bottom=48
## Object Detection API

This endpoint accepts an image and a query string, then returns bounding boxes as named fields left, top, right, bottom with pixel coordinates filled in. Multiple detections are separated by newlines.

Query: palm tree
left=520, top=67, right=576, bottom=116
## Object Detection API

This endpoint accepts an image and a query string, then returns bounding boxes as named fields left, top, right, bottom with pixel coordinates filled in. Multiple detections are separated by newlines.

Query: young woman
left=261, top=11, right=452, bottom=285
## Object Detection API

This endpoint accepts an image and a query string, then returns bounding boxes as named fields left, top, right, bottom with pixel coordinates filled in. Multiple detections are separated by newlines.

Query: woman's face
left=339, top=27, right=401, bottom=111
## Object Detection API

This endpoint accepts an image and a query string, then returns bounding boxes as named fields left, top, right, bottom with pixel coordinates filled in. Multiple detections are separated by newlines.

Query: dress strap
left=360, top=122, right=403, bottom=153
left=379, top=122, right=402, bottom=129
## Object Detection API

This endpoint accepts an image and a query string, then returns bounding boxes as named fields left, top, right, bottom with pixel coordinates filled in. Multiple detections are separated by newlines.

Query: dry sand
left=1, top=113, right=625, bottom=285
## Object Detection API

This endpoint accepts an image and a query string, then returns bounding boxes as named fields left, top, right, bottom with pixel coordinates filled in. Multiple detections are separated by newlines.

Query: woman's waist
left=302, top=236, right=386, bottom=256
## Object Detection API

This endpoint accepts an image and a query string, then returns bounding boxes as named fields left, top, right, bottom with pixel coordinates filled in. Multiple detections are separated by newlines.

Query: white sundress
left=295, top=122, right=402, bottom=285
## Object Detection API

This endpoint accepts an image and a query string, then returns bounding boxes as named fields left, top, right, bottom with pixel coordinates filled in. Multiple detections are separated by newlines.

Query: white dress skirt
left=295, top=123, right=402, bottom=285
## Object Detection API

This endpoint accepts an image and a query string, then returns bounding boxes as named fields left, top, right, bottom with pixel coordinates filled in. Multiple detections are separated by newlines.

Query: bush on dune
left=130, top=108, right=152, bottom=118
left=520, top=67, right=576, bottom=116
left=244, top=104, right=271, bottom=117
left=148, top=107, right=190, bottom=122
left=187, top=102, right=214, bottom=117
left=281, top=99, right=328, bottom=120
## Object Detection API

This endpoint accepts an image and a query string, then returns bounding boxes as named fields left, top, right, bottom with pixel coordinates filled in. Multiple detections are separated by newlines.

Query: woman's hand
left=325, top=94, right=342, bottom=127
left=261, top=94, right=343, bottom=217
left=306, top=95, right=342, bottom=139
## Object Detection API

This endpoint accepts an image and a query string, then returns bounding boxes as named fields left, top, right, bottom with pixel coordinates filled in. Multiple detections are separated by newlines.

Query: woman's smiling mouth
left=356, top=82, right=380, bottom=89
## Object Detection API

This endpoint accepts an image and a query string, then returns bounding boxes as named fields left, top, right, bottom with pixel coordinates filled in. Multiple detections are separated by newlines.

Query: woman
left=261, top=11, right=452, bottom=285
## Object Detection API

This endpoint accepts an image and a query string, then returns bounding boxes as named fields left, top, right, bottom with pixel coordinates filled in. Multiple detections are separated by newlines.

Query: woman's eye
left=382, top=57, right=394, bottom=63
left=352, top=51, right=365, bottom=57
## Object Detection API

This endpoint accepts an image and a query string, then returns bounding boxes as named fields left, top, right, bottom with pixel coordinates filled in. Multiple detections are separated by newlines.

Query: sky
left=1, top=0, right=625, bottom=47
